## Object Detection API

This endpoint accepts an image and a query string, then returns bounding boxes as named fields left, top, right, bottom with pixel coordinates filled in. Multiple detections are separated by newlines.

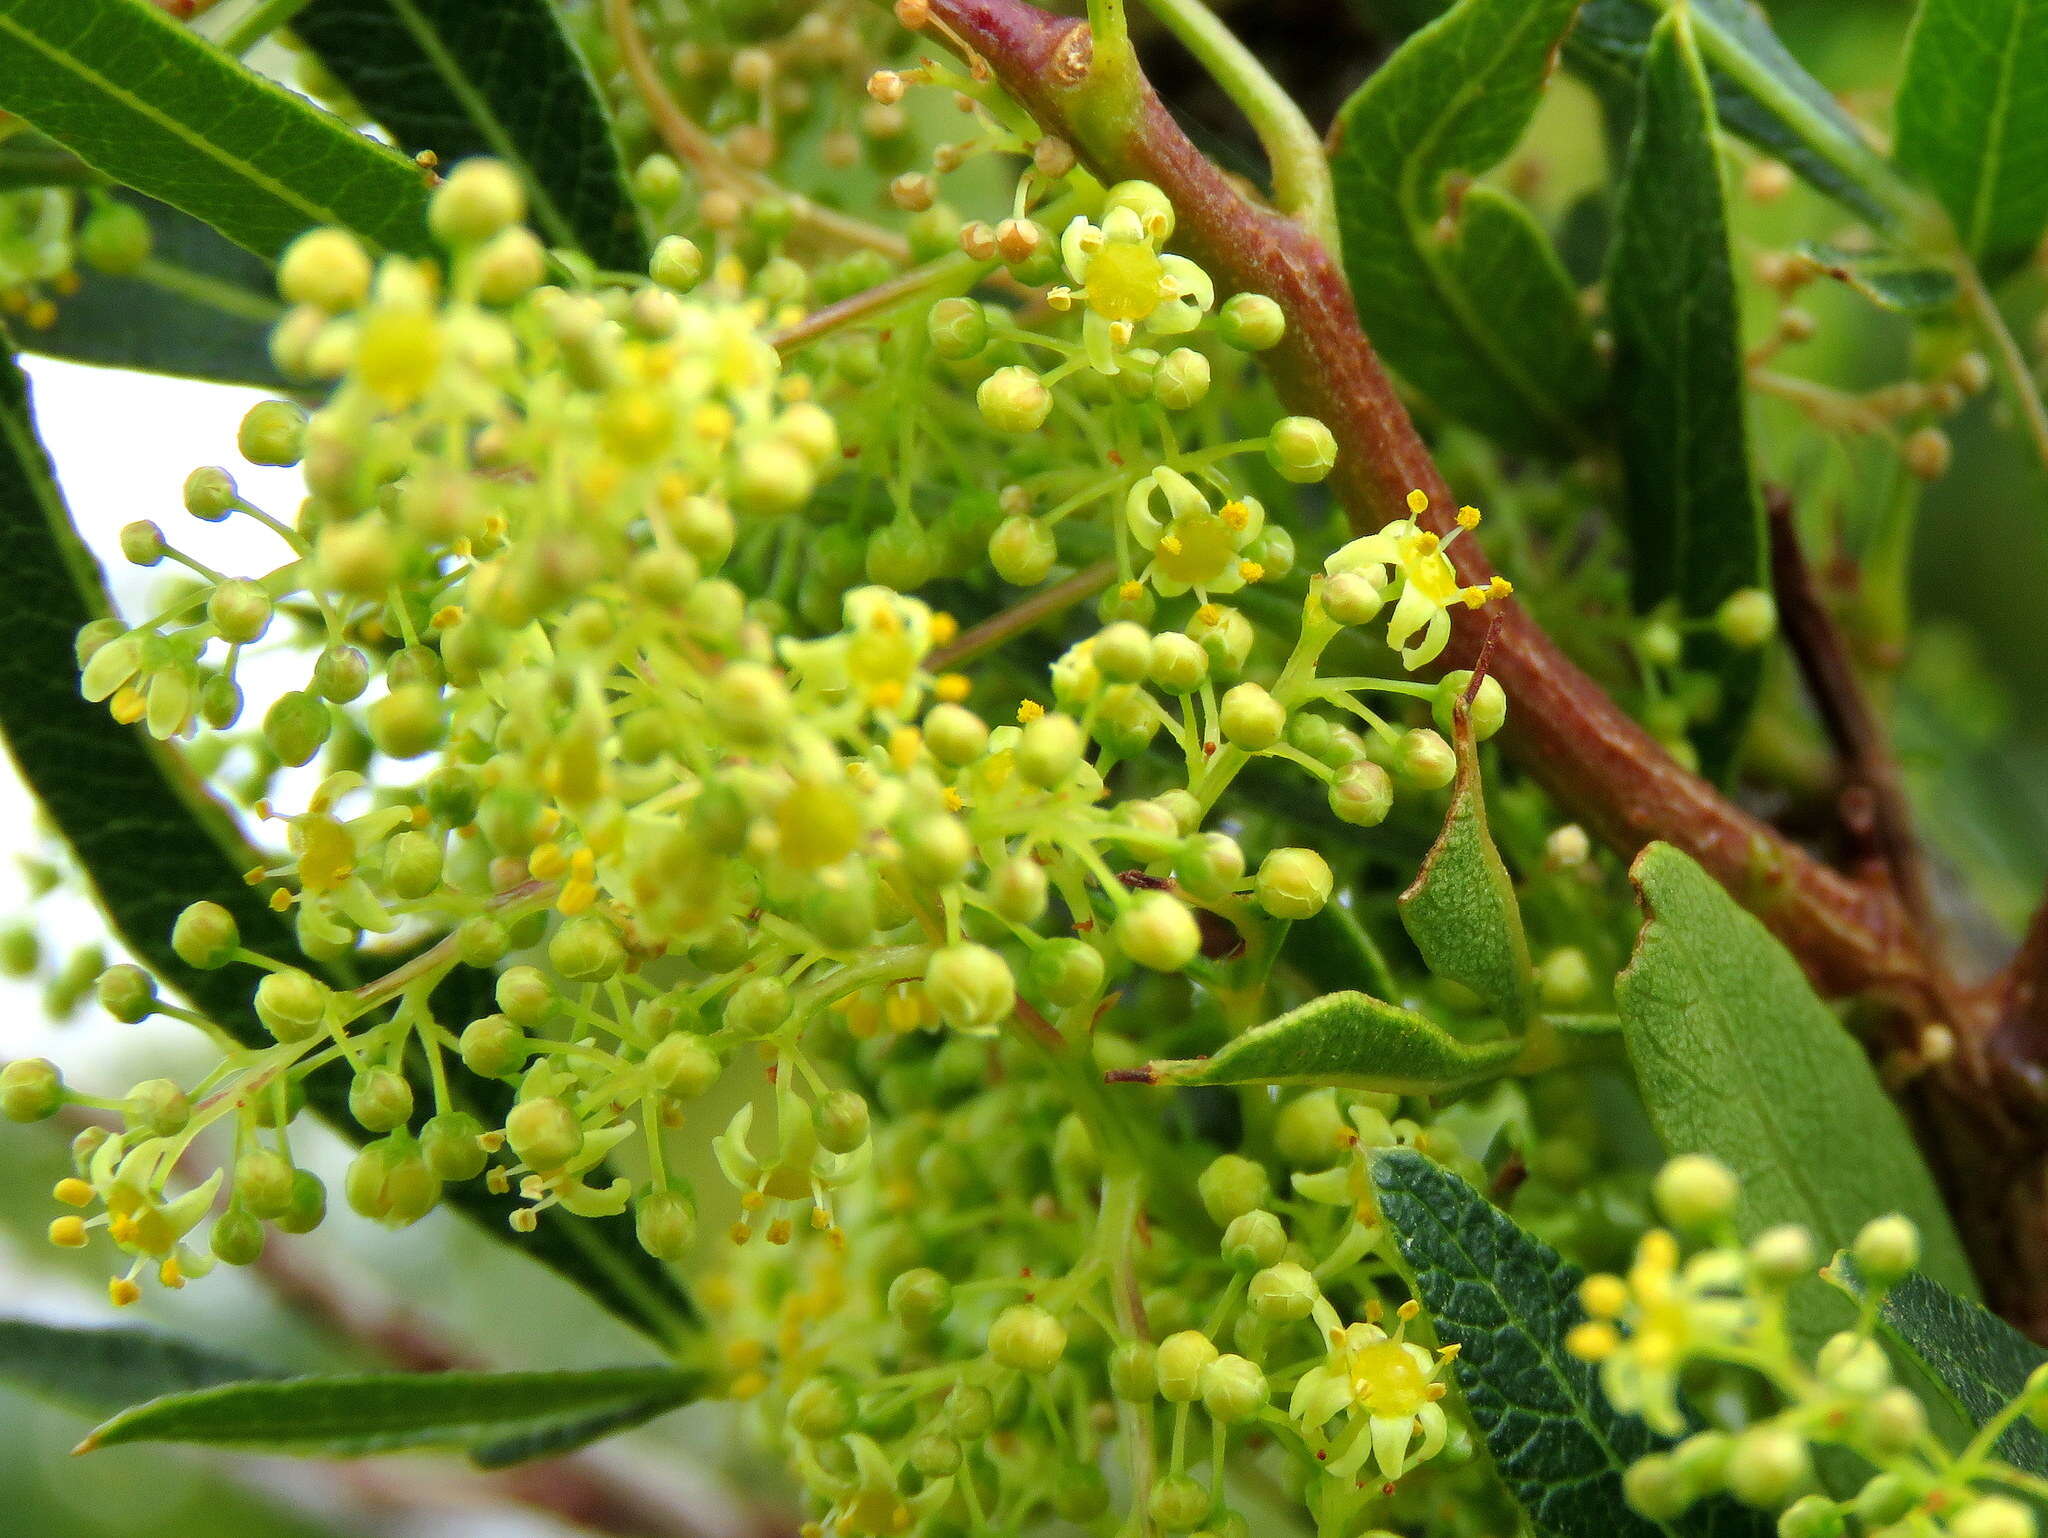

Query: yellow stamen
left=1406, top=489, right=1429, bottom=514
left=1017, top=700, right=1045, bottom=724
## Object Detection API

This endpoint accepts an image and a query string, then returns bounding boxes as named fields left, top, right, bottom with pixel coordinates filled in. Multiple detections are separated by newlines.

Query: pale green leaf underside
left=0, top=1318, right=272, bottom=1419
left=1616, top=844, right=1976, bottom=1300
left=0, top=0, right=428, bottom=260
left=1331, top=0, right=1602, bottom=456
left=1896, top=0, right=2048, bottom=281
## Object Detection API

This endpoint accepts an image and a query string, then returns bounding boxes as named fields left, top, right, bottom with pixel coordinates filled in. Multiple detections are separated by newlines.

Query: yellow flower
left=1125, top=469, right=1264, bottom=598
left=1050, top=201, right=1215, bottom=375
left=1322, top=490, right=1508, bottom=669
left=1290, top=1297, right=1455, bottom=1482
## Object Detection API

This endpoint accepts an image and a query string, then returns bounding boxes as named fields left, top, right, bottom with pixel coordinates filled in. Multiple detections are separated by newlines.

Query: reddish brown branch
left=915, top=0, right=1929, bottom=1012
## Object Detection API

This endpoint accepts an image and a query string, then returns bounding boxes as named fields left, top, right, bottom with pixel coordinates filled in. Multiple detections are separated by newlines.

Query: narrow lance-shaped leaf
left=1895, top=0, right=2048, bottom=282
left=1797, top=242, right=1961, bottom=318
left=1369, top=1148, right=1771, bottom=1538
left=80, top=1366, right=706, bottom=1459
left=292, top=0, right=649, bottom=271
left=1398, top=716, right=1533, bottom=1025
left=1329, top=0, right=1604, bottom=456
left=1827, top=1255, right=2048, bottom=1476
left=0, top=1318, right=274, bottom=1419
left=1615, top=844, right=1976, bottom=1301
left=0, top=348, right=696, bottom=1348
left=1605, top=11, right=1766, bottom=779
left=1120, top=991, right=1523, bottom=1094
left=0, top=0, right=429, bottom=261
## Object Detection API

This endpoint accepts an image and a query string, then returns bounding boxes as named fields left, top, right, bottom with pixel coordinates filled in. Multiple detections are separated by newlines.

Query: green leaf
left=1329, top=0, right=1604, bottom=456
left=1571, top=0, right=1909, bottom=227
left=1827, top=1255, right=2048, bottom=1474
left=29, top=194, right=287, bottom=386
left=1896, top=0, right=2048, bottom=282
left=1398, top=726, right=1533, bottom=1024
left=1616, top=843, right=1976, bottom=1300
left=1798, top=241, right=1961, bottom=317
left=1286, top=896, right=1401, bottom=1001
left=1127, top=991, right=1522, bottom=1093
left=0, top=348, right=695, bottom=1347
left=0, top=0, right=428, bottom=261
left=0, top=1318, right=273, bottom=1419
left=1604, top=12, right=1766, bottom=780
left=81, top=1366, right=705, bottom=1458
left=1369, top=1148, right=1771, bottom=1538
left=292, top=0, right=648, bottom=271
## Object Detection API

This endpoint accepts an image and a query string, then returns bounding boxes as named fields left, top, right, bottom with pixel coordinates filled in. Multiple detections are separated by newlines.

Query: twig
left=605, top=0, right=910, bottom=263
left=1765, top=489, right=1939, bottom=945
left=770, top=251, right=989, bottom=355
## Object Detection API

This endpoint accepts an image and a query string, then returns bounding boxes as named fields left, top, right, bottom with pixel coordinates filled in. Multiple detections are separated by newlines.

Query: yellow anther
left=730, top=1370, right=769, bottom=1399
left=509, top=1208, right=538, bottom=1232
left=268, top=888, right=295, bottom=912
left=1017, top=700, right=1045, bottom=724
left=1581, top=1274, right=1629, bottom=1318
left=1237, top=560, right=1266, bottom=584
left=557, top=881, right=597, bottom=916
left=1195, top=603, right=1222, bottom=626
left=931, top=611, right=959, bottom=645
left=1220, top=501, right=1249, bottom=530
left=48, top=1215, right=88, bottom=1248
left=1460, top=586, right=1489, bottom=609
left=1565, top=1320, right=1620, bottom=1361
left=1159, top=534, right=1184, bottom=556
left=108, top=1277, right=142, bottom=1307
left=1406, top=489, right=1429, bottom=514
left=767, top=1217, right=794, bottom=1245
left=1118, top=580, right=1144, bottom=602
left=868, top=679, right=905, bottom=710
left=53, top=1178, right=94, bottom=1207
left=1489, top=576, right=1514, bottom=599
left=943, top=788, right=966, bottom=812
left=243, top=865, right=268, bottom=886
left=570, top=847, right=596, bottom=879
left=935, top=673, right=971, bottom=702
left=888, top=726, right=923, bottom=772
left=430, top=604, right=464, bottom=630
left=1456, top=505, right=1482, bottom=529
left=159, top=1257, right=186, bottom=1289
left=529, top=843, right=569, bottom=880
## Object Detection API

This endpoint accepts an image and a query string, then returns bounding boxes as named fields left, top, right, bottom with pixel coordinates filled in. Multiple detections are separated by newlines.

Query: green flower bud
left=924, top=703, right=989, bottom=767
left=634, top=1186, right=697, bottom=1260
left=1852, top=1214, right=1919, bottom=1288
left=474, top=227, right=546, bottom=303
left=1433, top=671, right=1508, bottom=741
left=651, top=235, right=705, bottom=292
left=1717, top=588, right=1777, bottom=650
left=1219, top=682, right=1285, bottom=750
left=926, top=297, right=989, bottom=359
left=1115, top=890, right=1200, bottom=972
left=1175, top=832, right=1245, bottom=901
left=1155, top=347, right=1211, bottom=410
left=505, top=1096, right=583, bottom=1170
left=1109, top=1340, right=1157, bottom=1402
left=988, top=1303, right=1066, bottom=1373
left=120, top=519, right=165, bottom=566
left=1017, top=712, right=1084, bottom=788
left=1329, top=759, right=1395, bottom=828
left=1852, top=1474, right=1917, bottom=1528
left=725, top=975, right=791, bottom=1036
left=787, top=1374, right=857, bottom=1440
left=118, top=1076, right=185, bottom=1137
left=1653, top=1154, right=1739, bottom=1232
left=1640, top=618, right=1684, bottom=667
left=277, top=1169, right=328, bottom=1234
left=1218, top=291, right=1286, bottom=350
left=459, top=1013, right=526, bottom=1078
left=708, top=662, right=791, bottom=749
left=1150, top=1474, right=1210, bottom=1532
left=817, top=1089, right=871, bottom=1154
left=183, top=465, right=238, bottom=521
left=1391, top=726, right=1454, bottom=789
left=550, top=915, right=625, bottom=982
left=902, top=812, right=973, bottom=885
left=1322, top=569, right=1385, bottom=626
left=731, top=436, right=815, bottom=515
left=888, top=1267, right=953, bottom=1331
left=1187, top=603, right=1254, bottom=676
left=421, top=1111, right=488, bottom=1182
left=235, top=1148, right=297, bottom=1219
left=1249, top=1260, right=1318, bottom=1321
left=309, top=643, right=369, bottom=704
left=1276, top=1088, right=1344, bottom=1167
left=255, top=968, right=329, bottom=1042
left=989, top=514, right=1057, bottom=585
left=1156, top=1329, right=1218, bottom=1403
left=1816, top=1332, right=1891, bottom=1396
left=1148, top=630, right=1210, bottom=694
left=1623, top=1454, right=1690, bottom=1520
left=347, top=1133, right=441, bottom=1227
left=457, top=915, right=511, bottom=967
left=429, top=159, right=524, bottom=245
left=631, top=151, right=683, bottom=207
left=1198, top=1154, right=1269, bottom=1226
left=210, top=1204, right=265, bottom=1267
left=279, top=228, right=370, bottom=311
left=925, top=942, right=1015, bottom=1032
left=368, top=684, right=446, bottom=760
left=944, top=1383, right=995, bottom=1437
left=95, top=963, right=157, bottom=1024
left=1266, top=416, right=1337, bottom=483
left=375, top=829, right=442, bottom=901
left=348, top=1066, right=414, bottom=1133
left=172, top=901, right=239, bottom=970
left=239, top=399, right=308, bottom=467
left=1747, top=1224, right=1817, bottom=1286
left=645, top=1032, right=721, bottom=1098
left=1951, top=1498, right=2034, bottom=1538
left=1083, top=623, right=1146, bottom=686
left=199, top=673, right=243, bottom=730
left=1862, top=1387, right=1926, bottom=1457
left=264, top=690, right=332, bottom=767
left=1726, top=1425, right=1811, bottom=1509
left=0, top=1058, right=62, bottom=1122
left=1255, top=847, right=1332, bottom=920
left=1537, top=946, right=1594, bottom=1007
left=986, top=855, right=1049, bottom=926
left=1024, top=938, right=1104, bottom=1008
left=1052, top=1465, right=1110, bottom=1522
left=1221, top=1209, right=1287, bottom=1270
left=80, top=199, right=152, bottom=274
left=971, top=358, right=1059, bottom=439
left=1198, top=1353, right=1268, bottom=1423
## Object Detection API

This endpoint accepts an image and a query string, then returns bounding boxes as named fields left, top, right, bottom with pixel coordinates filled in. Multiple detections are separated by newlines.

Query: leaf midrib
left=1963, top=0, right=2036, bottom=257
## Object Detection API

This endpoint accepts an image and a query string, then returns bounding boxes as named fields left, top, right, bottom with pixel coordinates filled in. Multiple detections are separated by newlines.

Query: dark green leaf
left=469, top=1391, right=699, bottom=1469
left=1329, top=0, right=1604, bottom=456
left=1798, top=241, right=1961, bottom=316
left=1398, top=726, right=1533, bottom=1024
left=30, top=194, right=287, bottom=387
left=0, top=348, right=695, bottom=1347
left=1287, top=895, right=1401, bottom=1000
left=1127, top=991, right=1522, bottom=1093
left=293, top=0, right=648, bottom=271
left=1571, top=0, right=1909, bottom=227
left=1615, top=843, right=1975, bottom=1299
left=82, top=1366, right=704, bottom=1457
left=1605, top=12, right=1766, bottom=779
left=1896, top=0, right=2048, bottom=282
left=1828, top=1255, right=2048, bottom=1474
left=1370, top=1148, right=1770, bottom=1538
left=0, top=1318, right=273, bottom=1419
left=0, top=0, right=428, bottom=260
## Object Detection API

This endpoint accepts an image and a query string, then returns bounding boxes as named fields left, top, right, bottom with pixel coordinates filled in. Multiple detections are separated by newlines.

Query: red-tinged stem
left=910, top=0, right=1931, bottom=1011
